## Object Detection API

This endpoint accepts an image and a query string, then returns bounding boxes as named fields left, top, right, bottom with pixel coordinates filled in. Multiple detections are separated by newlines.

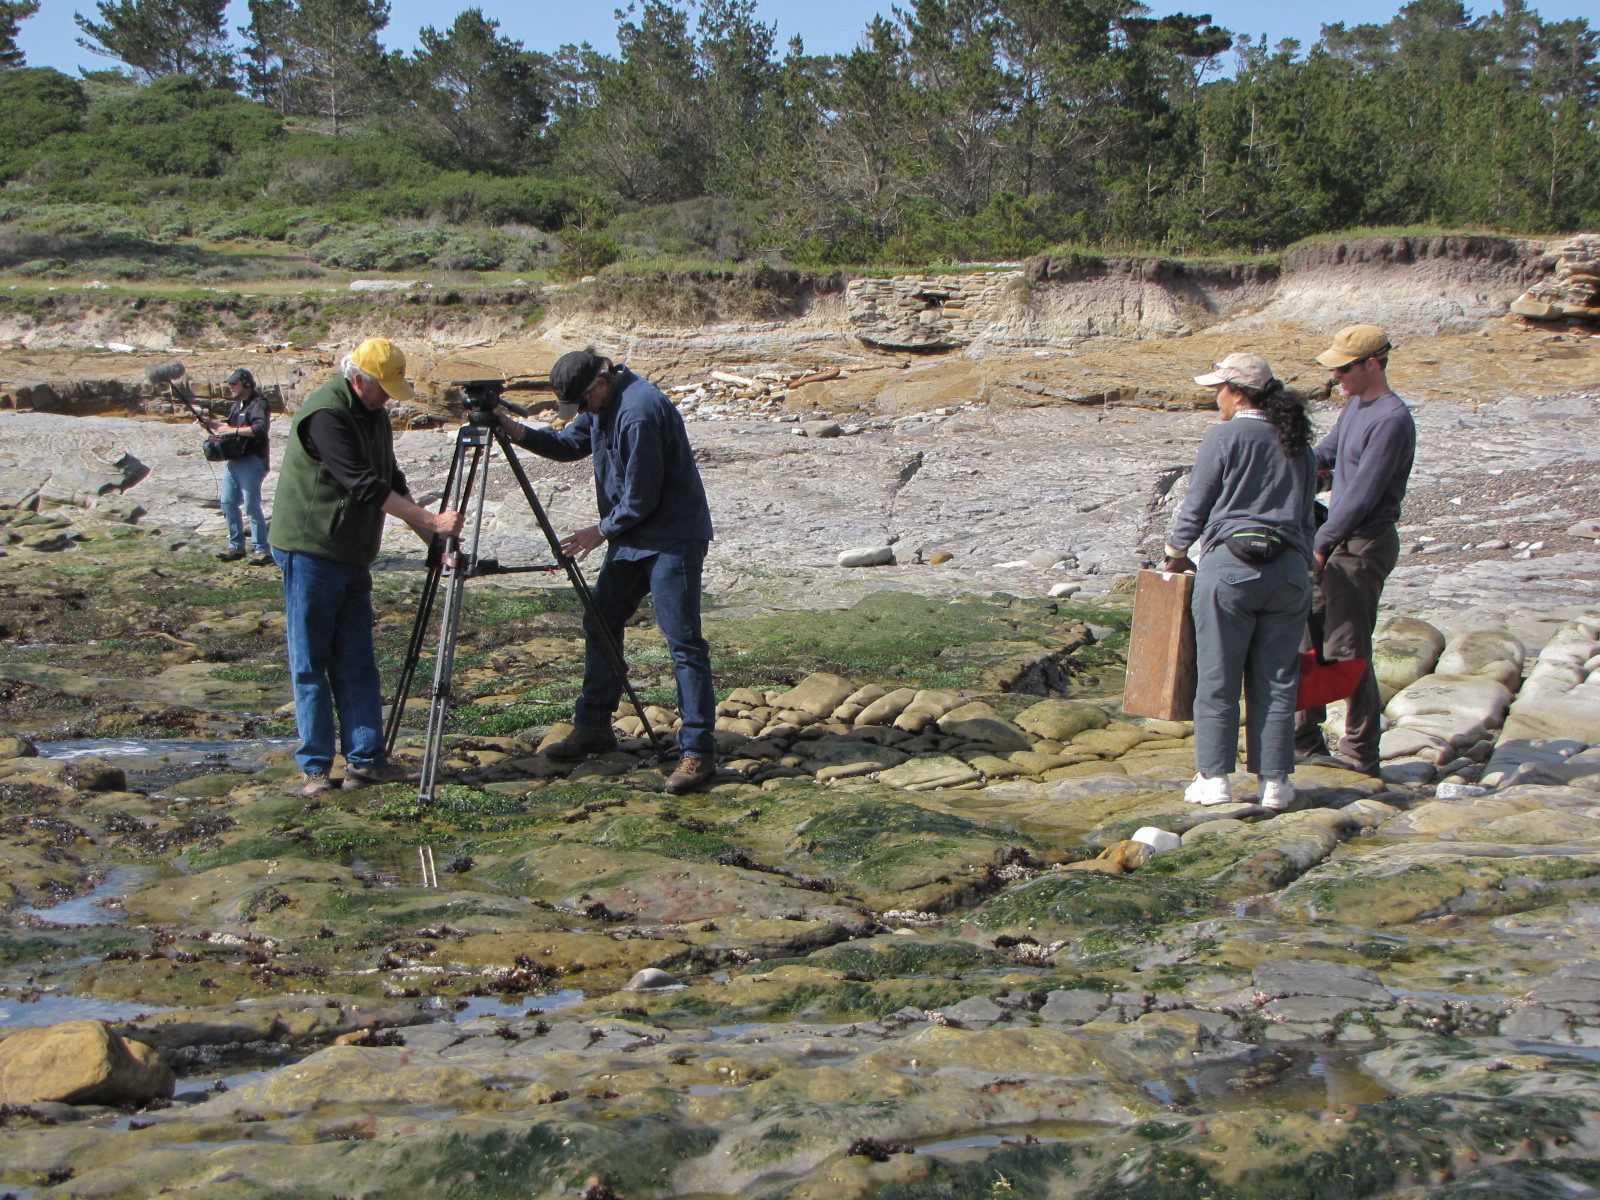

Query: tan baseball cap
left=1194, top=352, right=1274, bottom=390
left=350, top=337, right=416, bottom=402
left=1316, top=324, right=1391, bottom=369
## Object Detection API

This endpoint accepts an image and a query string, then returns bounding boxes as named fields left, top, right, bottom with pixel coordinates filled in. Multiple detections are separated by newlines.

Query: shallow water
left=1511, top=1039, right=1600, bottom=1063
left=429, top=989, right=586, bottom=1022
left=0, top=992, right=170, bottom=1029
left=1142, top=1049, right=1392, bottom=1115
left=916, top=1120, right=1111, bottom=1156
left=14, top=865, right=151, bottom=926
left=35, top=737, right=295, bottom=790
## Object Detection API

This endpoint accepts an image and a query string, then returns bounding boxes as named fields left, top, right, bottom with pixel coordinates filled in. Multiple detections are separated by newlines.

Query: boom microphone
left=146, top=360, right=187, bottom=385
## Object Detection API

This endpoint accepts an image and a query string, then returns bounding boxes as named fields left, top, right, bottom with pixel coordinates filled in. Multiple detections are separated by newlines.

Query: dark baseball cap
left=227, top=368, right=255, bottom=388
left=550, top=350, right=604, bottom=405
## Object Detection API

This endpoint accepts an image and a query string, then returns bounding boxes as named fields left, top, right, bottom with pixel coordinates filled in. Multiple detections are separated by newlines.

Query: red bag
left=1297, top=653, right=1366, bottom=710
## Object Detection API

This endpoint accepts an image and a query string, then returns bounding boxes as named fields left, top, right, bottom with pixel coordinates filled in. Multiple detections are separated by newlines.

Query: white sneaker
left=1184, top=773, right=1233, bottom=806
left=1260, top=777, right=1295, bottom=811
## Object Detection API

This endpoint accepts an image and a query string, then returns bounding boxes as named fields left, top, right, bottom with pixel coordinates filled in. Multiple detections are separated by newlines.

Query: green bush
left=606, top=196, right=772, bottom=261
left=307, top=223, right=546, bottom=272
left=375, top=172, right=596, bottom=228
left=0, top=69, right=89, bottom=168
left=82, top=75, right=282, bottom=180
left=552, top=227, right=621, bottom=280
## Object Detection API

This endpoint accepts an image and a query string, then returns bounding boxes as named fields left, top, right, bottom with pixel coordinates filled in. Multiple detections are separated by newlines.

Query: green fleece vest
left=267, top=377, right=396, bottom=566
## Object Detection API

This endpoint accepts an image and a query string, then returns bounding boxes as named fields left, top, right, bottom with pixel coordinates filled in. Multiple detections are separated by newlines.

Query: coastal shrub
left=308, top=224, right=547, bottom=272
left=81, top=75, right=282, bottom=180
left=551, top=227, right=622, bottom=280
left=0, top=69, right=89, bottom=173
left=608, top=196, right=776, bottom=261
left=376, top=173, right=595, bottom=228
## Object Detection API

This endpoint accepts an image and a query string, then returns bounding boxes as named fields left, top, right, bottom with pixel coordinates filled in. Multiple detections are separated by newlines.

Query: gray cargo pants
left=1192, top=549, right=1313, bottom=778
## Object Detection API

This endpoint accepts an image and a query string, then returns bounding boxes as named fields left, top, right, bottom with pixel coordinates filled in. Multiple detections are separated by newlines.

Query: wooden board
left=1122, top=568, right=1196, bottom=721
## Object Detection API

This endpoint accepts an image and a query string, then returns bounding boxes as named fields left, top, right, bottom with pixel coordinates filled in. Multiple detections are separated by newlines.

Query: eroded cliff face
left=0, top=236, right=1575, bottom=388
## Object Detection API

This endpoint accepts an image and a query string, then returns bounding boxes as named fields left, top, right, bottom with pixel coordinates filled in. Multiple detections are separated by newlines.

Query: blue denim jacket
left=520, top=367, right=713, bottom=556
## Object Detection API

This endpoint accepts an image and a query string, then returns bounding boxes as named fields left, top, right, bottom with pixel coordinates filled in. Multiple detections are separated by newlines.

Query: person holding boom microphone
left=496, top=348, right=719, bottom=796
left=269, top=338, right=464, bottom=798
left=209, top=368, right=273, bottom=565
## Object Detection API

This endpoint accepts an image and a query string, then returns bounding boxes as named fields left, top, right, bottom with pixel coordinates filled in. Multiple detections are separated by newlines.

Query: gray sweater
left=1167, top=412, right=1318, bottom=563
left=1314, top=390, right=1415, bottom=555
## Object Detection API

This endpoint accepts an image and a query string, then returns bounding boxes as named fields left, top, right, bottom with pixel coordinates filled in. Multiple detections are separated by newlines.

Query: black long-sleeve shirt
left=298, top=409, right=408, bottom=505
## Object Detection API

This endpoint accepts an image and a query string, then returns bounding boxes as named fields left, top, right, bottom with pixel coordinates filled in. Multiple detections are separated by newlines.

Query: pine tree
left=0, top=0, right=39, bottom=70
left=74, top=0, right=234, bottom=86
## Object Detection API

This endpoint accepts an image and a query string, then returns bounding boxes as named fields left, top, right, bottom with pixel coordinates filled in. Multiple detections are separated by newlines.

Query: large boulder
left=1383, top=674, right=1513, bottom=756
left=1435, top=629, right=1525, bottom=692
left=1483, top=618, right=1600, bottom=787
left=1014, top=699, right=1110, bottom=741
left=1371, top=616, right=1446, bottom=696
left=0, top=1020, right=174, bottom=1105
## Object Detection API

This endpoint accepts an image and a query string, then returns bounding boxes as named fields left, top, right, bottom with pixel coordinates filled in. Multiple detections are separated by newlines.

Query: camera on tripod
left=450, top=379, right=513, bottom=426
left=448, top=377, right=552, bottom=427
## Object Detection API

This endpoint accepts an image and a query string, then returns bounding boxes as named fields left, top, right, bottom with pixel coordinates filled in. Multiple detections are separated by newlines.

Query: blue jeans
left=220, top=455, right=269, bottom=552
left=575, top=543, right=716, bottom=756
left=273, top=548, right=385, bottom=776
left=1191, top=550, right=1312, bottom=778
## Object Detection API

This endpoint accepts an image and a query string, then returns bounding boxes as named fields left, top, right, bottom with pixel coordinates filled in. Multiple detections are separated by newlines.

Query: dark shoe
left=543, top=726, right=619, bottom=762
left=342, top=761, right=419, bottom=790
left=1294, top=737, right=1331, bottom=762
left=216, top=547, right=246, bottom=562
left=299, top=772, right=334, bottom=798
left=249, top=550, right=273, bottom=566
left=1302, top=753, right=1380, bottom=777
left=664, top=753, right=716, bottom=795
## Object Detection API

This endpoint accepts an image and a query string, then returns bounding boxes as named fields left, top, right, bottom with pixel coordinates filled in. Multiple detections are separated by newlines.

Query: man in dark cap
left=1298, top=323, right=1416, bottom=776
left=498, top=348, right=718, bottom=795
left=209, top=367, right=273, bottom=565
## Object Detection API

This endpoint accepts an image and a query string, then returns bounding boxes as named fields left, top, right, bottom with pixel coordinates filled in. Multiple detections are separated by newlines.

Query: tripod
left=383, top=380, right=662, bottom=802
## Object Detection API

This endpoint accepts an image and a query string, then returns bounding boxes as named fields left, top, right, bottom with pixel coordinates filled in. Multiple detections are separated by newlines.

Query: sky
left=17, top=0, right=1598, bottom=77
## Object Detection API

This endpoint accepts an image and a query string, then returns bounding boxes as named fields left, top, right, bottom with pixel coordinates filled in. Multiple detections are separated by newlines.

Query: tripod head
left=449, top=376, right=556, bottom=427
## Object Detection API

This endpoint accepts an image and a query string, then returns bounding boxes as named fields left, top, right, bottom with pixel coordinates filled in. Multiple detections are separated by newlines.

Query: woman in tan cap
left=1164, top=353, right=1318, bottom=811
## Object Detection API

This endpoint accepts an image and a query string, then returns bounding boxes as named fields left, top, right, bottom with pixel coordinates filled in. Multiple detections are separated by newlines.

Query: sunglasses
left=1331, top=356, right=1370, bottom=375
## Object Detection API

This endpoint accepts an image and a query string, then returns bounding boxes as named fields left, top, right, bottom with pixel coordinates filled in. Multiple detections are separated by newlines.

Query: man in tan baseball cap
left=1314, top=324, right=1391, bottom=370
left=1297, top=323, right=1415, bottom=776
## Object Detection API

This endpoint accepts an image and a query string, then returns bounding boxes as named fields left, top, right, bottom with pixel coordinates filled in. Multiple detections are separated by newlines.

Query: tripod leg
left=383, top=430, right=471, bottom=757
left=491, top=426, right=664, bottom=754
left=415, top=430, right=490, bottom=802
left=383, top=556, right=443, bottom=756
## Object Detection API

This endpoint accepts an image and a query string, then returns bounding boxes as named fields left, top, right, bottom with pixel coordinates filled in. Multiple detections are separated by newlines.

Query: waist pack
left=203, top=435, right=253, bottom=462
left=1223, top=528, right=1289, bottom=564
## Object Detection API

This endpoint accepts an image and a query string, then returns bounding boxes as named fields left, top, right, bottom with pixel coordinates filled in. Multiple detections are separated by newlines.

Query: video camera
left=448, top=376, right=554, bottom=427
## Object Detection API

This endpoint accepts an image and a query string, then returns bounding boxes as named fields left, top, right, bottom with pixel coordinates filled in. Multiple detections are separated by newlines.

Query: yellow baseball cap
left=1316, top=324, right=1391, bottom=369
left=350, top=337, right=416, bottom=402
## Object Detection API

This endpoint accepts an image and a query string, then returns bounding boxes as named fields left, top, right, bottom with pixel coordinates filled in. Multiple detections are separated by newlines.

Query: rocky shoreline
left=2, top=256, right=1599, bottom=1195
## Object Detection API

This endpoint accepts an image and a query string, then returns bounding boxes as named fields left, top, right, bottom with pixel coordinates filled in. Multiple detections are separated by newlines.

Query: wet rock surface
left=1, top=317, right=1599, bottom=1196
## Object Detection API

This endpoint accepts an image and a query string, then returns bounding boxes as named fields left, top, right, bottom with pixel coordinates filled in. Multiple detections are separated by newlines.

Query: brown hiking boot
left=664, top=753, right=716, bottom=795
left=543, top=726, right=619, bottom=762
left=341, top=761, right=419, bottom=790
left=299, top=772, right=335, bottom=798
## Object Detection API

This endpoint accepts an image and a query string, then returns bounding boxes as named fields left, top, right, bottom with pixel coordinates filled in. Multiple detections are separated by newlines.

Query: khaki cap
left=1316, top=324, right=1391, bottom=369
left=350, top=337, right=416, bottom=402
left=1194, top=352, right=1274, bottom=390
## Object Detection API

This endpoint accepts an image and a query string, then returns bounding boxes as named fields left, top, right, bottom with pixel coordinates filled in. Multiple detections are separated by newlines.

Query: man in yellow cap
left=1297, top=323, right=1416, bottom=775
left=269, top=338, right=464, bottom=797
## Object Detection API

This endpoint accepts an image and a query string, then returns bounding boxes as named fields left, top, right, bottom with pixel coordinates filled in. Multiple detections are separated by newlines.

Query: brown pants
left=1296, top=524, right=1400, bottom=767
